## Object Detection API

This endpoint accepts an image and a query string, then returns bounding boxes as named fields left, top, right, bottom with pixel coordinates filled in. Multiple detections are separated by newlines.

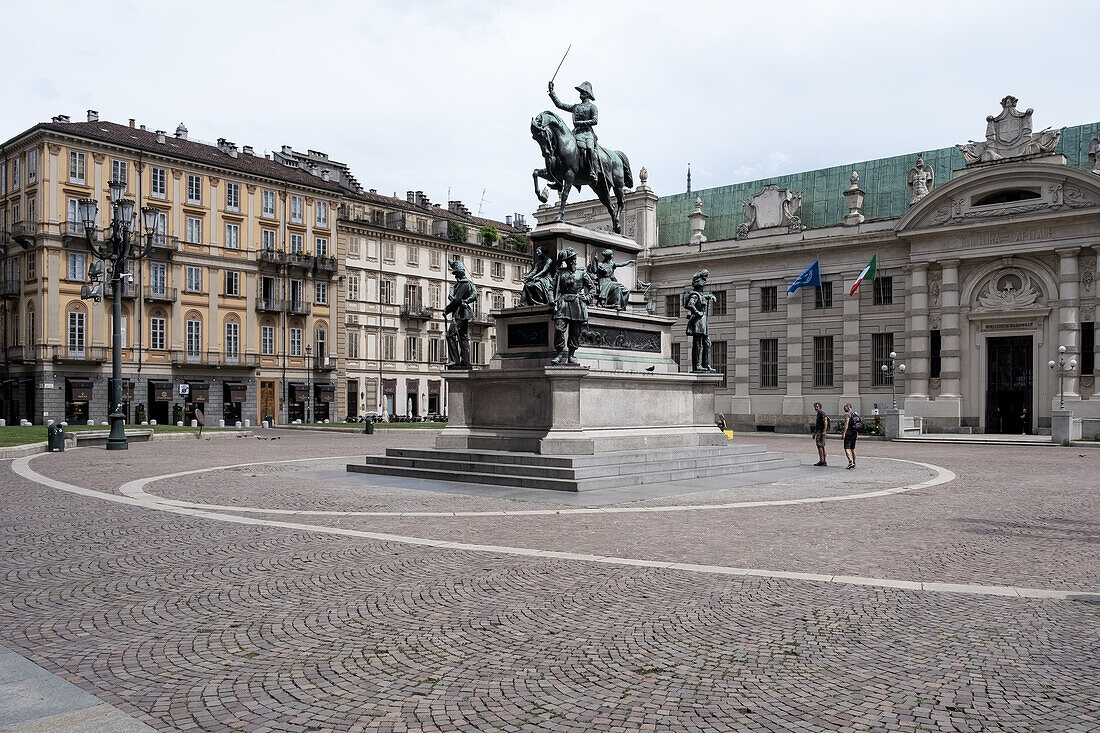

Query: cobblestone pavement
left=2, top=431, right=1098, bottom=731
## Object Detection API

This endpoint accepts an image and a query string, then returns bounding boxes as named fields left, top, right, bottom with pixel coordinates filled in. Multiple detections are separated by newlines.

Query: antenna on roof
left=478, top=188, right=488, bottom=217
left=687, top=163, right=692, bottom=193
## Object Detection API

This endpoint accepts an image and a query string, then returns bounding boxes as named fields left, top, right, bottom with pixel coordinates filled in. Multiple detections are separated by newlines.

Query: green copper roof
left=656, top=121, right=1100, bottom=247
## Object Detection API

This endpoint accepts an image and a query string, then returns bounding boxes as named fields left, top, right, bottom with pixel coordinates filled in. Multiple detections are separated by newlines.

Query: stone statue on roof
left=958, top=95, right=1062, bottom=165
left=907, top=154, right=935, bottom=206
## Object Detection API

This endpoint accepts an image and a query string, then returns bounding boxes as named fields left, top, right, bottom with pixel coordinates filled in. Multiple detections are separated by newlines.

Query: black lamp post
left=78, top=184, right=159, bottom=450
left=305, top=344, right=313, bottom=424
left=880, top=350, right=907, bottom=409
left=1048, top=345, right=1077, bottom=410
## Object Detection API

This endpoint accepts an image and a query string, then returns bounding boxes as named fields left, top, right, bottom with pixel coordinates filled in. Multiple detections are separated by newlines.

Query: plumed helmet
left=692, top=268, right=709, bottom=284
left=575, top=81, right=595, bottom=100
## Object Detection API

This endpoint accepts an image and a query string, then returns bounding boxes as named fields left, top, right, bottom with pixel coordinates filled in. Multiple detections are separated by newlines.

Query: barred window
left=665, top=294, right=680, bottom=318
left=670, top=343, right=681, bottom=370
left=760, top=338, right=778, bottom=388
left=760, top=286, right=777, bottom=313
left=814, top=282, right=833, bottom=309
left=813, top=335, right=834, bottom=388
left=873, top=276, right=893, bottom=305
left=712, top=290, right=727, bottom=316
left=872, top=332, right=895, bottom=386
left=930, top=330, right=942, bottom=379
left=712, top=341, right=728, bottom=388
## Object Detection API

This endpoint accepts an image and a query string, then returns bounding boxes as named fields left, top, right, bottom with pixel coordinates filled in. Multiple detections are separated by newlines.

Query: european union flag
left=787, top=260, right=821, bottom=295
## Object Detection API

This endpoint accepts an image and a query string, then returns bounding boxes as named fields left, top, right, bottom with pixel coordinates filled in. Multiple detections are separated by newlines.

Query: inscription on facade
left=963, top=228, right=1053, bottom=248
left=507, top=322, right=549, bottom=349
left=982, top=322, right=1036, bottom=331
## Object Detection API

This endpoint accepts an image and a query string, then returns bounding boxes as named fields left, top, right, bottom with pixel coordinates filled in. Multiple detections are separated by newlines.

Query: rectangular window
left=814, top=282, right=833, bottom=309
left=186, top=217, right=202, bottom=244
left=68, top=311, right=85, bottom=353
left=27, top=198, right=35, bottom=226
left=224, top=270, right=240, bottom=296
left=712, top=290, right=727, bottom=316
left=382, top=333, right=396, bottom=360
left=262, top=190, right=276, bottom=218
left=1081, top=322, right=1094, bottom=376
left=493, top=294, right=505, bottom=311
left=112, top=160, right=128, bottom=187
left=514, top=264, right=524, bottom=283
left=430, top=250, right=441, bottom=269
left=930, top=330, right=942, bottom=379
left=472, top=258, right=484, bottom=276
left=347, top=331, right=360, bottom=359
left=382, top=241, right=396, bottom=262
left=872, top=332, right=895, bottom=386
left=187, top=175, right=201, bottom=204
left=491, top=261, right=504, bottom=279
left=186, top=320, right=202, bottom=356
left=225, top=223, right=240, bottom=249
left=472, top=341, right=484, bottom=365
left=150, top=262, right=167, bottom=295
left=27, top=150, right=36, bottom=183
left=11, top=158, right=20, bottom=189
left=150, top=317, right=166, bottom=350
left=289, top=233, right=304, bottom=253
left=186, top=266, right=202, bottom=293
left=290, top=279, right=304, bottom=307
left=224, top=322, right=240, bottom=357
left=224, top=182, right=240, bottom=212
left=315, top=329, right=327, bottom=359
left=712, top=341, right=728, bottom=388
left=665, top=294, right=681, bottom=318
left=671, top=342, right=681, bottom=370
left=262, top=229, right=277, bottom=251
left=428, top=283, right=441, bottom=309
left=380, top=279, right=395, bottom=305
left=406, top=245, right=419, bottom=265
left=873, top=276, right=893, bottom=305
left=349, top=237, right=360, bottom=257
left=405, top=282, right=422, bottom=308
left=406, top=336, right=420, bottom=362
left=290, top=328, right=302, bottom=357
left=69, top=151, right=86, bottom=184
left=348, top=274, right=360, bottom=301
left=315, top=237, right=328, bottom=256
left=261, top=325, right=275, bottom=355
left=151, top=167, right=166, bottom=198
left=813, top=335, right=834, bottom=388
left=290, top=195, right=302, bottom=223
left=67, top=253, right=86, bottom=281
left=316, top=201, right=328, bottom=227
left=760, top=338, right=779, bottom=388
left=1, top=163, right=5, bottom=194
left=26, top=250, right=36, bottom=280
left=428, top=338, right=442, bottom=364
left=315, top=281, right=327, bottom=304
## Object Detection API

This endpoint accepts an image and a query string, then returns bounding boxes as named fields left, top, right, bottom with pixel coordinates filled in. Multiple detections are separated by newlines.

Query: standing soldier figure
left=685, top=268, right=717, bottom=372
left=551, top=247, right=595, bottom=366
left=444, top=259, right=477, bottom=369
left=549, top=80, right=601, bottom=183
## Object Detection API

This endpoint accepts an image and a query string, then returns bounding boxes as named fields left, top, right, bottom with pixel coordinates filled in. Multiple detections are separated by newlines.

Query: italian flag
left=849, top=254, right=877, bottom=296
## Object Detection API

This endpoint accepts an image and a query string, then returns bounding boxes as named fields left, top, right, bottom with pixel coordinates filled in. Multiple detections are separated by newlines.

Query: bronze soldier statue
left=444, top=259, right=477, bottom=369
left=685, top=269, right=718, bottom=372
left=549, top=80, right=600, bottom=182
left=551, top=247, right=595, bottom=366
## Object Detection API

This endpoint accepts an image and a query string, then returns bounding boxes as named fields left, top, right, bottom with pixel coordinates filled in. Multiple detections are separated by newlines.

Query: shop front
left=149, top=380, right=173, bottom=424
left=405, top=378, right=420, bottom=417
left=382, top=378, right=396, bottom=416
left=65, top=378, right=93, bottom=424
left=186, top=382, right=209, bottom=425
left=288, top=382, right=308, bottom=422
left=315, top=383, right=335, bottom=422
left=427, top=380, right=441, bottom=416
left=223, top=382, right=246, bottom=424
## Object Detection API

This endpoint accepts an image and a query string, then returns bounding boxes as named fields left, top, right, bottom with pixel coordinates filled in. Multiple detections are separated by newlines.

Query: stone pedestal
left=884, top=408, right=903, bottom=440
left=1051, top=409, right=1080, bottom=445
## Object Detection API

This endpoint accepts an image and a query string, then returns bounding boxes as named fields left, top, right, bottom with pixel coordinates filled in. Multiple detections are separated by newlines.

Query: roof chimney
left=216, top=138, right=238, bottom=158
left=140, top=124, right=146, bottom=130
left=505, top=215, right=513, bottom=226
left=321, top=169, right=330, bottom=182
left=407, top=191, right=415, bottom=203
left=281, top=145, right=293, bottom=155
left=51, top=114, right=71, bottom=123
left=129, top=118, right=136, bottom=128
left=369, top=188, right=377, bottom=194
left=87, top=109, right=98, bottom=123
left=155, top=130, right=166, bottom=144
left=242, top=145, right=254, bottom=155
left=175, top=123, right=188, bottom=140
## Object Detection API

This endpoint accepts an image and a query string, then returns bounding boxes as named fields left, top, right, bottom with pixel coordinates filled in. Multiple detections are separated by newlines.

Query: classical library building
left=547, top=97, right=1100, bottom=434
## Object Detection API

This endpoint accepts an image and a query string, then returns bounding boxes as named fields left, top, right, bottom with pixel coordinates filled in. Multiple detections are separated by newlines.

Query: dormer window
left=972, top=188, right=1041, bottom=207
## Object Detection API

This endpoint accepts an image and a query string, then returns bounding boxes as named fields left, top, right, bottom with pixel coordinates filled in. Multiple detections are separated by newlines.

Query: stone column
left=841, top=273, right=861, bottom=412
left=1056, top=247, right=1081, bottom=402
left=939, top=260, right=962, bottom=399
left=730, top=280, right=752, bottom=418
left=907, top=264, right=930, bottom=398
left=782, top=293, right=805, bottom=417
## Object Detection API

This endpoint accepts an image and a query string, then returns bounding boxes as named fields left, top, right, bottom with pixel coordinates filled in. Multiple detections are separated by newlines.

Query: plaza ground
left=1, top=429, right=1097, bottom=731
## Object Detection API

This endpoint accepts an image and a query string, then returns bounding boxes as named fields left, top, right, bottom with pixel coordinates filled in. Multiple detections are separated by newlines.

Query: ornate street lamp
left=305, top=344, right=313, bottom=424
left=880, top=350, right=907, bottom=409
left=79, top=182, right=159, bottom=450
left=1048, top=345, right=1077, bottom=410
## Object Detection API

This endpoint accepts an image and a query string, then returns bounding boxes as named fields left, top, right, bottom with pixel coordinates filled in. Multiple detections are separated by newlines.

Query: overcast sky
left=4, top=0, right=1097, bottom=223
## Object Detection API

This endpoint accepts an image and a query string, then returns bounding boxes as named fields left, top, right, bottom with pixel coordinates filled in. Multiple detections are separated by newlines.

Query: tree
left=479, top=225, right=501, bottom=246
left=448, top=222, right=468, bottom=243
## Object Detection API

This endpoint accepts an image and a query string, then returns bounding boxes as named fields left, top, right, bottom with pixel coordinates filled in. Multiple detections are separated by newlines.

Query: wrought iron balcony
left=315, top=255, right=338, bottom=273
left=217, top=352, right=260, bottom=368
left=287, top=252, right=314, bottom=270
left=143, top=286, right=178, bottom=303
left=105, top=281, right=139, bottom=299
left=149, top=234, right=180, bottom=258
left=470, top=313, right=495, bottom=326
left=49, top=345, right=108, bottom=363
left=258, top=249, right=287, bottom=267
left=11, top=220, right=39, bottom=247
left=287, top=299, right=312, bottom=315
left=0, top=278, right=19, bottom=298
left=400, top=303, right=435, bottom=320
left=256, top=297, right=286, bottom=313
left=4, top=345, right=28, bottom=363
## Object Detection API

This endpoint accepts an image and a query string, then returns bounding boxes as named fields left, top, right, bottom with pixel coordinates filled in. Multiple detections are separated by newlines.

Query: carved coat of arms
left=975, top=269, right=1041, bottom=311
left=737, top=183, right=803, bottom=237
left=958, top=96, right=1062, bottom=165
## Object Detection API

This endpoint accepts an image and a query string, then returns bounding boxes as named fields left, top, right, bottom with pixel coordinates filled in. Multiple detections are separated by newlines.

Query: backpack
left=851, top=412, right=863, bottom=430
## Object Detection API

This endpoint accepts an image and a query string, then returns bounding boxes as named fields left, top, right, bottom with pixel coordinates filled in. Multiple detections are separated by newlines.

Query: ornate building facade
left=540, top=99, right=1100, bottom=434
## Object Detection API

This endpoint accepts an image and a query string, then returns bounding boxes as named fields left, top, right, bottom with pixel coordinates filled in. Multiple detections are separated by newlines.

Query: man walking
left=842, top=403, right=858, bottom=470
left=811, top=402, right=829, bottom=466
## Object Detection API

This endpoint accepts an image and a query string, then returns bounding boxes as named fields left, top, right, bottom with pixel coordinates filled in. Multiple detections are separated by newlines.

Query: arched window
left=185, top=310, right=203, bottom=360
left=66, top=301, right=87, bottom=357
left=224, top=313, right=241, bottom=358
left=149, top=308, right=167, bottom=351
left=314, top=320, right=329, bottom=360
left=973, top=188, right=1041, bottom=206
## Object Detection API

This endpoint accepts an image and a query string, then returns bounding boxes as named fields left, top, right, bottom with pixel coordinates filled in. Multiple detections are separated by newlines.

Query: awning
left=428, top=380, right=441, bottom=395
left=315, top=384, right=336, bottom=402
left=67, top=379, right=93, bottom=402
left=289, top=382, right=309, bottom=402
left=188, top=382, right=210, bottom=404
left=150, top=380, right=173, bottom=401
left=224, top=382, right=247, bottom=402
left=122, top=379, right=135, bottom=402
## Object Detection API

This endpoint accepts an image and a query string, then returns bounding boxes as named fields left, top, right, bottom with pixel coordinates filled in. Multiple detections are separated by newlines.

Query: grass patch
left=0, top=423, right=239, bottom=448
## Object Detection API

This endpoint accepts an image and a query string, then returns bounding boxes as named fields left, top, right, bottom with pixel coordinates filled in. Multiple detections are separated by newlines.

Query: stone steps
left=347, top=444, right=800, bottom=492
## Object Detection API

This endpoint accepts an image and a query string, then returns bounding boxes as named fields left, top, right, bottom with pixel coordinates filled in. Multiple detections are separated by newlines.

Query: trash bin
left=48, top=423, right=65, bottom=452
left=364, top=418, right=375, bottom=435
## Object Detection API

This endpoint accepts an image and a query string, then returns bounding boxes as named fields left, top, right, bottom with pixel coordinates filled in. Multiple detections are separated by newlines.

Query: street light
left=880, top=350, right=907, bottom=409
left=305, top=344, right=313, bottom=425
left=79, top=182, right=159, bottom=450
left=1048, top=345, right=1078, bottom=410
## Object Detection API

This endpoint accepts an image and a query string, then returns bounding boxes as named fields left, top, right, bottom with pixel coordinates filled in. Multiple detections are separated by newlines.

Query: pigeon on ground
left=645, top=365, right=656, bottom=372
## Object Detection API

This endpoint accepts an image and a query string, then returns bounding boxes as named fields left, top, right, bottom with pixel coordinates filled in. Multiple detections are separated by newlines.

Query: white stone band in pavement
left=115, top=455, right=953, bottom=517
left=13, top=454, right=1097, bottom=603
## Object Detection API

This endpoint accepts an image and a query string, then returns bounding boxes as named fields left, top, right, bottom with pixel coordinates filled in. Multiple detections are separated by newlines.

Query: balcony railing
left=4, top=345, right=28, bottom=362
left=256, top=297, right=285, bottom=313
left=218, top=352, right=261, bottom=368
left=259, top=249, right=287, bottom=266
left=144, top=286, right=178, bottom=302
left=287, top=253, right=314, bottom=269
left=11, top=220, right=39, bottom=246
left=49, top=345, right=108, bottom=363
left=105, top=281, right=138, bottom=299
left=149, top=234, right=180, bottom=258
left=400, top=303, right=434, bottom=320
left=470, top=313, right=495, bottom=325
left=287, top=300, right=312, bottom=315
left=0, top=278, right=19, bottom=297
left=315, top=255, right=338, bottom=272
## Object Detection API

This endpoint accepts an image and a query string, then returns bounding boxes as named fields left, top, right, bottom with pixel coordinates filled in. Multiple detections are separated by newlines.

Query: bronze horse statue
left=531, top=110, right=633, bottom=234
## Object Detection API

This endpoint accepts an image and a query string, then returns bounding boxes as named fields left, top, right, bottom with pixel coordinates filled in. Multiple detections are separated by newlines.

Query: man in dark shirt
left=812, top=402, right=829, bottom=466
